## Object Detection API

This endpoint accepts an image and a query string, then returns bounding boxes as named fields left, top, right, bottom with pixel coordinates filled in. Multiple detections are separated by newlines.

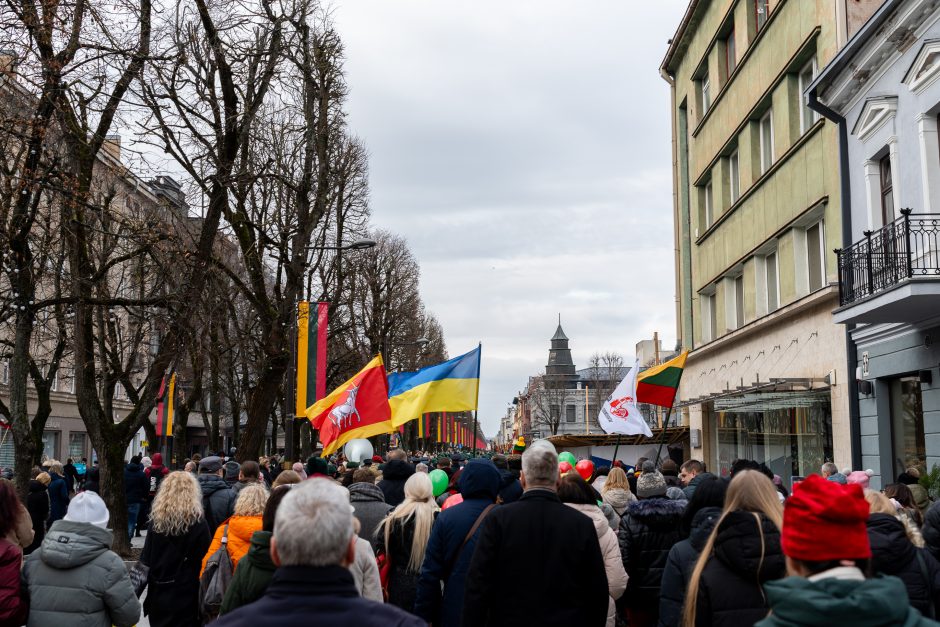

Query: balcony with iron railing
left=834, top=209, right=940, bottom=325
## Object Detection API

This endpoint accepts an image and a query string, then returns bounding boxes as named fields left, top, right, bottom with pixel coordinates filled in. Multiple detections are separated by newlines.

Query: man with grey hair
left=462, top=440, right=608, bottom=626
left=211, top=478, right=425, bottom=626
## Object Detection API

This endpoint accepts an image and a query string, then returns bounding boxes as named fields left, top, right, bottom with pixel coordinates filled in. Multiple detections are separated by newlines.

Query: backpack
left=199, top=523, right=233, bottom=621
left=147, top=467, right=167, bottom=498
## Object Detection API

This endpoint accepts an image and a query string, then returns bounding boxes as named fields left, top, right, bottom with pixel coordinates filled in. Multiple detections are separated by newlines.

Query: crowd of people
left=3, top=444, right=940, bottom=626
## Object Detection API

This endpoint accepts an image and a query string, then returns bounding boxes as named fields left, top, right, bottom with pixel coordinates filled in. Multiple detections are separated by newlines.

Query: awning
left=675, top=378, right=829, bottom=409
left=547, top=427, right=689, bottom=449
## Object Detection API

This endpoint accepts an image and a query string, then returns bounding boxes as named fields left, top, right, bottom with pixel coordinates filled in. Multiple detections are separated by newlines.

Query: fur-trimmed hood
left=626, top=497, right=685, bottom=526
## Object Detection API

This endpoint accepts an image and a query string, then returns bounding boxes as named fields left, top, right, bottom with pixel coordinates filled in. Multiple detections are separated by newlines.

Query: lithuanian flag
left=636, top=351, right=688, bottom=408
left=296, top=301, right=329, bottom=416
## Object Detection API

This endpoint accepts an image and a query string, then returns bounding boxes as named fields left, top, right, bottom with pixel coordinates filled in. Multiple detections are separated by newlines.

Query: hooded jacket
left=140, top=518, right=211, bottom=627
left=47, top=472, right=68, bottom=523
left=83, top=466, right=100, bottom=494
left=197, top=473, right=236, bottom=534
left=566, top=502, right=628, bottom=627
left=22, top=520, right=141, bottom=627
left=200, top=514, right=263, bottom=576
left=377, top=459, right=415, bottom=507
left=692, top=511, right=785, bottom=626
left=497, top=468, right=523, bottom=504
left=124, top=462, right=149, bottom=505
left=145, top=453, right=170, bottom=498
left=219, top=530, right=276, bottom=616
left=0, top=539, right=27, bottom=627
left=414, top=458, right=501, bottom=627
left=756, top=572, right=936, bottom=627
left=25, top=480, right=49, bottom=554
left=618, top=497, right=686, bottom=611
left=868, top=512, right=940, bottom=618
left=603, top=487, right=637, bottom=524
left=923, top=501, right=940, bottom=563
left=350, top=482, right=393, bottom=550
left=659, top=506, right=722, bottom=627
left=682, top=472, right=717, bottom=500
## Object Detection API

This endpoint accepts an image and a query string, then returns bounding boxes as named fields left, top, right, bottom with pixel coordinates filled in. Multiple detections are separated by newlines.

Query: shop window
left=42, top=431, right=59, bottom=461
left=566, top=405, right=576, bottom=423
left=68, top=433, right=86, bottom=460
left=891, top=376, right=925, bottom=473
left=806, top=221, right=826, bottom=291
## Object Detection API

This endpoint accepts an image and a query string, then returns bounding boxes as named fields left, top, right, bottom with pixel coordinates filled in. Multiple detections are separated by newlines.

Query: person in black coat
left=196, top=456, right=236, bottom=534
left=924, top=500, right=940, bottom=563
left=868, top=507, right=940, bottom=618
left=62, top=458, right=79, bottom=494
left=414, top=459, right=502, bottom=627
left=377, top=452, right=415, bottom=508
left=45, top=463, right=69, bottom=525
left=83, top=463, right=100, bottom=493
left=24, top=473, right=50, bottom=555
left=491, top=454, right=523, bottom=505
left=462, top=441, right=608, bottom=626
left=124, top=456, right=149, bottom=539
left=659, top=506, right=722, bottom=627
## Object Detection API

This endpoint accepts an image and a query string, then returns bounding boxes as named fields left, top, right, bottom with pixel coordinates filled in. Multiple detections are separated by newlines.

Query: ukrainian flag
left=388, top=346, right=481, bottom=427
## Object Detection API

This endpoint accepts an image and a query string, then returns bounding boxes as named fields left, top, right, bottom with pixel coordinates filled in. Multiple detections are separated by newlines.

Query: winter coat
left=351, top=535, right=384, bottom=602
left=756, top=571, right=937, bottom=627
left=25, top=480, right=49, bottom=554
left=46, top=472, right=68, bottom=524
left=83, top=466, right=100, bottom=493
left=144, top=457, right=169, bottom=499
left=603, top=487, right=637, bottom=524
left=197, top=473, right=236, bottom=534
left=925, top=501, right=940, bottom=563
left=141, top=518, right=211, bottom=627
left=63, top=462, right=79, bottom=493
left=911, top=483, right=931, bottom=513
left=200, top=514, right=263, bottom=576
left=497, top=468, right=523, bottom=504
left=124, top=462, right=149, bottom=505
left=659, top=506, right=722, bottom=627
left=618, top=497, right=686, bottom=612
left=377, top=459, right=415, bottom=507
left=868, top=512, right=940, bottom=618
left=0, top=539, right=27, bottom=627
left=692, top=510, right=785, bottom=626
left=22, top=520, right=141, bottom=627
left=682, top=472, right=716, bottom=500
left=462, top=488, right=609, bottom=627
left=350, top=482, right=393, bottom=550
left=414, top=458, right=502, bottom=627
left=210, top=565, right=426, bottom=627
left=566, top=502, right=628, bottom=627
left=5, top=501, right=33, bottom=551
left=219, top=530, right=275, bottom=616
left=377, top=514, right=431, bottom=611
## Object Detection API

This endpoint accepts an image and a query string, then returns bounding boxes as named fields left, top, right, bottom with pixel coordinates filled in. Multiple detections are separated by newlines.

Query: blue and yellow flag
left=388, top=346, right=481, bottom=427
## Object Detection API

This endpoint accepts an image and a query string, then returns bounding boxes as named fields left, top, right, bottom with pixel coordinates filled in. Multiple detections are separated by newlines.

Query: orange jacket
left=200, top=515, right=263, bottom=576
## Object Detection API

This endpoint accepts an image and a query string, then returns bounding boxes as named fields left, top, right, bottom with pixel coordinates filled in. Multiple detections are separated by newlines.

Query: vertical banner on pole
left=296, top=301, right=330, bottom=416
left=155, top=375, right=168, bottom=436
left=166, top=373, right=177, bottom=436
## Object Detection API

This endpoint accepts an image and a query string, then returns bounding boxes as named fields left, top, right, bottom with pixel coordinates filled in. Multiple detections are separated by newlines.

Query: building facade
left=659, top=0, right=886, bottom=484
left=809, top=0, right=940, bottom=488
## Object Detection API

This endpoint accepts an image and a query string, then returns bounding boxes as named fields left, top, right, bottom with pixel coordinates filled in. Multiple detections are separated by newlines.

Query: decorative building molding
left=851, top=96, right=898, bottom=141
left=902, top=38, right=940, bottom=92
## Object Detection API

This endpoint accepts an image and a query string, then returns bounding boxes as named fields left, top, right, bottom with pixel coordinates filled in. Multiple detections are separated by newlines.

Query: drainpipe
left=807, top=90, right=861, bottom=470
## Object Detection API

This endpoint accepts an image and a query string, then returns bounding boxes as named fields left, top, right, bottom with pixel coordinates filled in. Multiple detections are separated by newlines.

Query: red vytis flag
left=306, top=355, right=391, bottom=456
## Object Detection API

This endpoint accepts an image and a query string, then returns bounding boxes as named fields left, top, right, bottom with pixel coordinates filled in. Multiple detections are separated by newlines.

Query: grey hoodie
left=23, top=520, right=141, bottom=627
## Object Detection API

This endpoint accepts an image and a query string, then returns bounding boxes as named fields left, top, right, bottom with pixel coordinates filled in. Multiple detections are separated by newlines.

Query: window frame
left=755, top=0, right=769, bottom=32
left=702, top=76, right=712, bottom=113
left=759, top=110, right=774, bottom=174
left=725, top=29, right=737, bottom=77
left=701, top=291, right=717, bottom=343
left=729, top=149, right=740, bottom=204
left=798, top=58, right=819, bottom=133
left=734, top=274, right=745, bottom=329
left=879, top=153, right=895, bottom=226
left=765, top=250, right=780, bottom=312
left=806, top=220, right=826, bottom=292
left=704, top=179, right=714, bottom=228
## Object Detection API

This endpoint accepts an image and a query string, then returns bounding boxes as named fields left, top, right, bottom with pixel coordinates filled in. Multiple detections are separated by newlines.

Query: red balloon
left=575, top=459, right=595, bottom=481
left=558, top=461, right=574, bottom=475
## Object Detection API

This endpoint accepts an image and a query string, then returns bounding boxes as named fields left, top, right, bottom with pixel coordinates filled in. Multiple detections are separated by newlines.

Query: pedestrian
left=865, top=489, right=940, bottom=619
left=887, top=483, right=925, bottom=528
left=680, top=459, right=715, bottom=499
left=350, top=468, right=393, bottom=550
left=139, top=471, right=212, bottom=627
left=210, top=479, right=425, bottom=627
left=23, top=491, right=141, bottom=627
left=83, top=460, right=100, bottom=493
left=223, top=460, right=241, bottom=487
left=756, top=473, right=936, bottom=626
left=462, top=440, right=609, bottom=626
left=200, top=483, right=268, bottom=576
left=124, top=454, right=149, bottom=539
left=414, top=458, right=502, bottom=627
left=45, top=460, right=69, bottom=525
left=492, top=454, right=523, bottom=505
left=197, top=456, right=237, bottom=534
left=682, top=470, right=785, bottom=626
left=233, top=461, right=264, bottom=494
left=63, top=457, right=79, bottom=494
left=350, top=515, right=384, bottom=602
left=846, top=469, right=873, bottom=490
left=219, top=485, right=292, bottom=615
left=0, top=530, right=27, bottom=626
left=305, top=455, right=329, bottom=479
left=661, top=459, right=680, bottom=487
left=0, top=478, right=33, bottom=551
left=377, top=449, right=416, bottom=507
left=376, top=471, right=439, bottom=611
left=558, top=474, right=628, bottom=627
left=659, top=475, right=728, bottom=627
left=271, top=470, right=302, bottom=487
left=619, top=460, right=686, bottom=627
left=820, top=461, right=847, bottom=484
left=258, top=457, right=273, bottom=486
left=900, top=468, right=931, bottom=514
left=25, top=470, right=50, bottom=555
left=602, top=467, right=637, bottom=528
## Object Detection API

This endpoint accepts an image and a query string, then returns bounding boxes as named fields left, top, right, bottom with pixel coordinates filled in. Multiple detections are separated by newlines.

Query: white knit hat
left=64, top=491, right=110, bottom=528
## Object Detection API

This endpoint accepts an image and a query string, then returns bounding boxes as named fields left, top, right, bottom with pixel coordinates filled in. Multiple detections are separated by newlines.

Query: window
left=702, top=292, right=717, bottom=342
left=0, top=360, right=7, bottom=385
left=891, top=376, right=925, bottom=472
left=49, top=369, right=57, bottom=392
left=759, top=110, right=774, bottom=174
left=806, top=221, right=826, bottom=291
left=68, top=433, right=86, bottom=460
left=566, top=405, right=576, bottom=423
left=798, top=58, right=818, bottom=132
left=755, top=0, right=769, bottom=31
left=725, top=30, right=737, bottom=76
left=729, top=150, right=740, bottom=203
left=550, top=404, right=560, bottom=421
left=766, top=251, right=779, bottom=312
left=704, top=180, right=714, bottom=228
left=880, top=154, right=895, bottom=226
left=41, top=431, right=59, bottom=460
left=702, top=76, right=712, bottom=113
left=734, top=274, right=745, bottom=329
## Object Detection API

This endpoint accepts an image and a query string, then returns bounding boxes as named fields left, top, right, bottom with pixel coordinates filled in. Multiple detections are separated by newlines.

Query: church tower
left=546, top=316, right=577, bottom=385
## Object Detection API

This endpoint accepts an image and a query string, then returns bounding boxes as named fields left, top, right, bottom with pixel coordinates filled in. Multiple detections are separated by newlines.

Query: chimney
left=102, top=135, right=121, bottom=162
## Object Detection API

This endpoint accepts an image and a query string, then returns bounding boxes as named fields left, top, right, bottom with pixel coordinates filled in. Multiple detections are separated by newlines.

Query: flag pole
left=471, top=342, right=481, bottom=457
left=612, top=434, right=622, bottom=466
left=655, top=404, right=675, bottom=465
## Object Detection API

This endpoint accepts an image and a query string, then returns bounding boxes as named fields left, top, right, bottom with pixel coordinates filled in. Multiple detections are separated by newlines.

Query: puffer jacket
left=197, top=473, right=236, bottom=534
left=682, top=472, right=717, bottom=500
left=350, top=535, right=383, bottom=602
left=692, top=511, right=785, bottom=626
left=566, top=503, right=628, bottom=627
left=618, top=497, right=686, bottom=610
left=123, top=462, right=149, bottom=505
left=350, top=482, right=393, bottom=550
left=25, top=480, right=48, bottom=554
left=22, top=520, right=141, bottom=627
left=377, top=460, right=415, bottom=507
left=658, top=506, right=722, bottom=627
left=925, top=501, right=940, bottom=562
left=0, top=539, right=27, bottom=626
left=200, top=514, right=263, bottom=576
left=868, top=512, right=940, bottom=618
left=46, top=472, right=68, bottom=523
left=219, top=531, right=275, bottom=616
left=603, top=487, right=636, bottom=525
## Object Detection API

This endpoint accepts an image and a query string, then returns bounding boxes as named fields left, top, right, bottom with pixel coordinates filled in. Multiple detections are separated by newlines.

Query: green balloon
left=429, top=469, right=449, bottom=497
left=558, top=452, right=577, bottom=467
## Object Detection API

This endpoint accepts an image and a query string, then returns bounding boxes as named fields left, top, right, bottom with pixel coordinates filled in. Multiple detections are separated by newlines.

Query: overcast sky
left=331, top=1, right=687, bottom=436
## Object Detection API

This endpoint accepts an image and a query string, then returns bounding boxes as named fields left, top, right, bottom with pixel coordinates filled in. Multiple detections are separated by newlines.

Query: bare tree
left=585, top=351, right=624, bottom=430
left=526, top=373, right=570, bottom=437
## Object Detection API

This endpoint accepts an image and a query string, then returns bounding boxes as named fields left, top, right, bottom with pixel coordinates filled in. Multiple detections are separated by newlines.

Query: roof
left=551, top=323, right=569, bottom=342
left=575, top=366, right=630, bottom=382
left=660, top=0, right=704, bottom=76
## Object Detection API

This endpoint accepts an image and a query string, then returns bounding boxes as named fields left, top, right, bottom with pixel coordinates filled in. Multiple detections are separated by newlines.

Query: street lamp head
left=344, top=238, right=377, bottom=250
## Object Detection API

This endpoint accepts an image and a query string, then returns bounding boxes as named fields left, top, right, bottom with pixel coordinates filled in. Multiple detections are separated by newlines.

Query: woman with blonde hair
left=601, top=467, right=636, bottom=524
left=271, top=469, right=302, bottom=487
left=376, top=471, right=439, bottom=611
left=201, top=483, right=268, bottom=576
left=683, top=469, right=786, bottom=626
left=140, top=471, right=211, bottom=627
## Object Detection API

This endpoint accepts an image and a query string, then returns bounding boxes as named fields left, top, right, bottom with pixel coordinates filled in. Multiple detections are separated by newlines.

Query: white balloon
left=344, top=438, right=374, bottom=464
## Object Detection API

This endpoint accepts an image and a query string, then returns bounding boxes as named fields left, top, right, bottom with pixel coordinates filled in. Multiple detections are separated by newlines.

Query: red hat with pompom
left=781, top=473, right=871, bottom=561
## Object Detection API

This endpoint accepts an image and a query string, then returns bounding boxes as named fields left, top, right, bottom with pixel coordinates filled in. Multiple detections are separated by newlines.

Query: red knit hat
left=781, top=473, right=871, bottom=561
